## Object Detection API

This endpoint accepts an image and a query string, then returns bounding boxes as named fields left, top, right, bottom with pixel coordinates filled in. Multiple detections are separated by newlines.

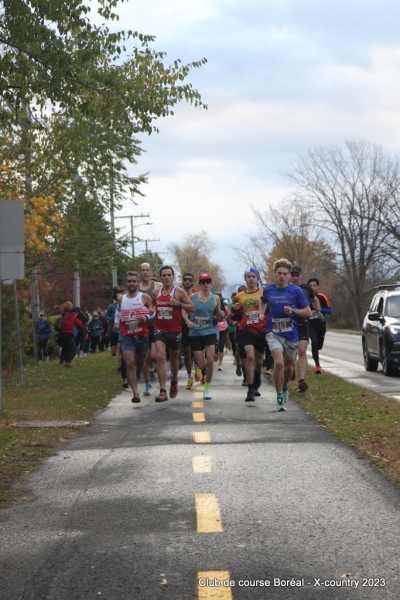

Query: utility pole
left=114, top=214, right=151, bottom=258
left=110, top=162, right=118, bottom=287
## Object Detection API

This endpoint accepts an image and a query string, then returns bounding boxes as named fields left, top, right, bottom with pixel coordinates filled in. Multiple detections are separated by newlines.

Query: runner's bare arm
left=171, top=287, right=195, bottom=312
left=284, top=305, right=312, bottom=318
left=258, top=298, right=268, bottom=320
left=214, top=295, right=224, bottom=321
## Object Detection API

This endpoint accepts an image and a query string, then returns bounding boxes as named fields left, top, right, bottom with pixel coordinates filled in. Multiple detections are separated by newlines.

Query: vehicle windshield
left=387, top=295, right=400, bottom=318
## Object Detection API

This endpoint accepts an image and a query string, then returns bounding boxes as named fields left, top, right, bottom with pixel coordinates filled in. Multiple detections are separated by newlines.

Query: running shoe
left=186, top=377, right=194, bottom=390
left=235, top=364, right=243, bottom=376
left=64, top=363, right=72, bottom=368
left=155, top=389, right=168, bottom=402
left=254, top=390, right=261, bottom=397
left=264, top=369, right=272, bottom=376
left=170, top=381, right=178, bottom=398
left=144, top=382, right=152, bottom=396
left=315, top=366, right=322, bottom=374
left=122, top=379, right=129, bottom=389
left=203, top=390, right=212, bottom=400
left=276, top=396, right=286, bottom=412
left=283, top=385, right=289, bottom=404
left=217, top=366, right=223, bottom=371
left=298, top=379, right=308, bottom=393
left=290, top=368, right=296, bottom=381
left=194, top=367, right=202, bottom=382
left=245, top=390, right=256, bottom=402
left=131, top=393, right=141, bottom=404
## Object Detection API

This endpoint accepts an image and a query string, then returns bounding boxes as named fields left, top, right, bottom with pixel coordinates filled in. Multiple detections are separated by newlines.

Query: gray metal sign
left=0, top=200, right=25, bottom=278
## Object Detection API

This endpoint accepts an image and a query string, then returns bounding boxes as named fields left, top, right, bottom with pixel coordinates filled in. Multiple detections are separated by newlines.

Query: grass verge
left=0, top=352, right=121, bottom=505
left=290, top=368, right=400, bottom=485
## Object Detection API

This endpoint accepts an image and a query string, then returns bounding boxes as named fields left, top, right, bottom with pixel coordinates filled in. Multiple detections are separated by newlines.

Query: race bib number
left=193, top=316, right=210, bottom=328
left=272, top=317, right=292, bottom=333
left=310, top=310, right=318, bottom=320
left=127, top=320, right=143, bottom=334
left=158, top=307, right=173, bottom=320
left=246, top=310, right=259, bottom=325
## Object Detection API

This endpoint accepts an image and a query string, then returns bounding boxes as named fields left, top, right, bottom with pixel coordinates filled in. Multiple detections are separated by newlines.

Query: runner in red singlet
left=152, top=265, right=195, bottom=402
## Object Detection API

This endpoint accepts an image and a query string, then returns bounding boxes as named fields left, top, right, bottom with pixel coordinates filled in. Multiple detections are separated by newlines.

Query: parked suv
left=362, top=285, right=400, bottom=376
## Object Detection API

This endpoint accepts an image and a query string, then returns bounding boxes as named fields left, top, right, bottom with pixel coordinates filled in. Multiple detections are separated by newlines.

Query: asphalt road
left=1, top=355, right=400, bottom=599
left=316, top=331, right=400, bottom=401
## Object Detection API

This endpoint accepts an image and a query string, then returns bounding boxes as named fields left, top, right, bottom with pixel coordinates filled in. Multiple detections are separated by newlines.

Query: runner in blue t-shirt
left=259, top=258, right=311, bottom=411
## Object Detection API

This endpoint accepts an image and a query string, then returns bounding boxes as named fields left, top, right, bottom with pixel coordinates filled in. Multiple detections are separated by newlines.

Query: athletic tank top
left=139, top=280, right=157, bottom=295
left=139, top=281, right=157, bottom=330
left=120, top=292, right=149, bottom=337
left=236, top=288, right=267, bottom=334
left=188, top=293, right=216, bottom=337
left=154, top=286, right=182, bottom=333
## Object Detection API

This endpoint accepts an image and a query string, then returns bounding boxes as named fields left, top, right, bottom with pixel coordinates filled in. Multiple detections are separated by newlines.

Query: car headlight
left=389, top=325, right=400, bottom=335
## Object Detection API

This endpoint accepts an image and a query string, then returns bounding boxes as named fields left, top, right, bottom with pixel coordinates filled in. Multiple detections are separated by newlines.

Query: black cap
left=291, top=265, right=302, bottom=274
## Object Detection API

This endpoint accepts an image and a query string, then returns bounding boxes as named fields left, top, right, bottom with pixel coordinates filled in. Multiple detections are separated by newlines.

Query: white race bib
left=158, top=307, right=173, bottom=320
left=246, top=310, right=259, bottom=325
left=193, top=316, right=210, bottom=328
left=272, top=317, right=292, bottom=333
left=127, top=320, right=143, bottom=334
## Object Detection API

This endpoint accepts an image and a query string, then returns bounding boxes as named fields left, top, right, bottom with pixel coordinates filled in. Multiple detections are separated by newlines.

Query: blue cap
left=243, top=267, right=260, bottom=280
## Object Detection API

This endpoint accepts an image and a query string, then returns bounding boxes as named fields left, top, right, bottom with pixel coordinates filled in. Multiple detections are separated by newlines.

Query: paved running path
left=0, top=355, right=399, bottom=599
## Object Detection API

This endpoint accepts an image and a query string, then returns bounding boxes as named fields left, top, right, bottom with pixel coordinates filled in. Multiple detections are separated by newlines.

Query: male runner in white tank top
left=114, top=271, right=154, bottom=404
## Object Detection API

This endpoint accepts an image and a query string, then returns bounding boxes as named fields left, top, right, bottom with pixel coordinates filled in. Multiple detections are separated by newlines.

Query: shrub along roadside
left=290, top=369, right=400, bottom=485
left=0, top=352, right=122, bottom=504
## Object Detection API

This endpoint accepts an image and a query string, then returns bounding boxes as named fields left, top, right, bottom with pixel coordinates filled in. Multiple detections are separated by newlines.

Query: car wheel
left=380, top=342, right=395, bottom=376
left=362, top=339, right=378, bottom=372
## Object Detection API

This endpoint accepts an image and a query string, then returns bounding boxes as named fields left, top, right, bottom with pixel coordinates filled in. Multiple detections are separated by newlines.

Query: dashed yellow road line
left=195, top=494, right=223, bottom=533
left=192, top=456, right=211, bottom=472
left=197, top=571, right=233, bottom=599
left=193, top=413, right=206, bottom=422
left=194, top=391, right=203, bottom=398
left=193, top=431, right=211, bottom=443
left=192, top=401, right=204, bottom=408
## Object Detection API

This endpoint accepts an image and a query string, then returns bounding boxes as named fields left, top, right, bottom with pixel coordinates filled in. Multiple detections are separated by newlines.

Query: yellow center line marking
left=193, top=432, right=211, bottom=444
left=193, top=412, right=206, bottom=422
left=192, top=401, right=204, bottom=408
left=192, top=456, right=211, bottom=472
left=197, top=571, right=233, bottom=599
left=195, top=494, right=223, bottom=533
left=194, top=391, right=203, bottom=398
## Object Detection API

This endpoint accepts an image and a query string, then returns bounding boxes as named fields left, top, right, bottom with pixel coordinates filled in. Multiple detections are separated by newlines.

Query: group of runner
left=113, top=259, right=331, bottom=411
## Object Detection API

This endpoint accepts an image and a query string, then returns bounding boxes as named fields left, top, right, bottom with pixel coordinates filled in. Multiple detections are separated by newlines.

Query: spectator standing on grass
left=74, top=307, right=89, bottom=357
left=60, top=304, right=82, bottom=368
left=98, top=310, right=109, bottom=351
left=35, top=312, right=52, bottom=362
left=88, top=312, right=103, bottom=353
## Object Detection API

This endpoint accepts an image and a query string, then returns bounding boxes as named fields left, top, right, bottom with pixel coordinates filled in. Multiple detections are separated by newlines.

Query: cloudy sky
left=111, top=0, right=400, bottom=290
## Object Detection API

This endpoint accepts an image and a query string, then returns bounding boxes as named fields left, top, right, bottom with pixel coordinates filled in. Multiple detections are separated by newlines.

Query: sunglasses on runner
left=183, top=277, right=193, bottom=282
left=200, top=280, right=212, bottom=285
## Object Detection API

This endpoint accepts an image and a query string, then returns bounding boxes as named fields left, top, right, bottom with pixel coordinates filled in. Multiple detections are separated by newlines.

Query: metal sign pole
left=14, top=279, right=25, bottom=385
left=0, top=277, right=2, bottom=415
left=0, top=200, right=25, bottom=417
